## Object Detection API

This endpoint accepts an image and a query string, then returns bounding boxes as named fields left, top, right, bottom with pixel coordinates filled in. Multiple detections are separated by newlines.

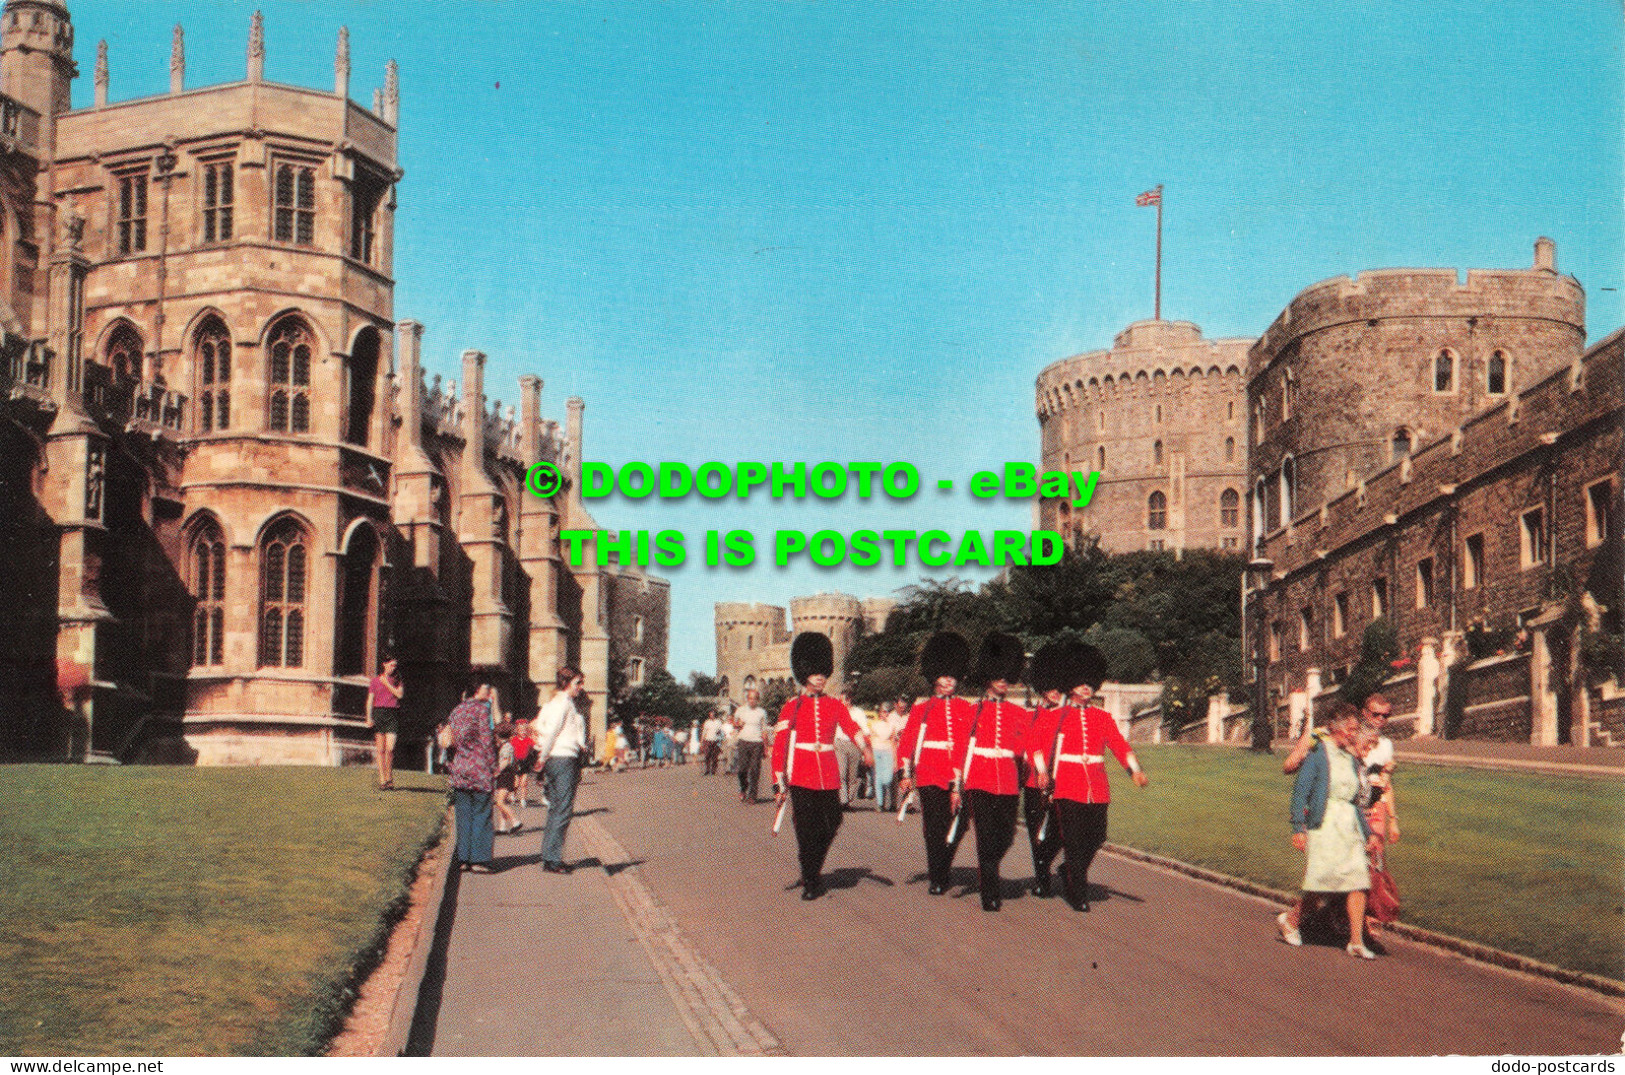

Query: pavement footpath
left=412, top=762, right=1623, bottom=1056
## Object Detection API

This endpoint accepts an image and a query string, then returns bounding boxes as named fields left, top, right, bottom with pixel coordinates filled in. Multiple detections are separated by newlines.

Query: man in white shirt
left=733, top=689, right=769, bottom=803
left=701, top=712, right=724, bottom=775
left=532, top=666, right=587, bottom=874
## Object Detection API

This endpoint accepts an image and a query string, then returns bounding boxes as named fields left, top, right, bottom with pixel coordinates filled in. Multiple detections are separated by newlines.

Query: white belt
left=920, top=739, right=953, bottom=750
left=795, top=742, right=835, bottom=752
left=972, top=747, right=1015, bottom=759
left=1056, top=753, right=1105, bottom=765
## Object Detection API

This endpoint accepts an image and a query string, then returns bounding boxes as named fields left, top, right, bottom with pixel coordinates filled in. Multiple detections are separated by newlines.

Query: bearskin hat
left=919, top=630, right=971, bottom=683
left=790, top=631, right=834, bottom=684
left=973, top=632, right=1026, bottom=686
left=1028, top=641, right=1066, bottom=694
left=1054, top=640, right=1109, bottom=693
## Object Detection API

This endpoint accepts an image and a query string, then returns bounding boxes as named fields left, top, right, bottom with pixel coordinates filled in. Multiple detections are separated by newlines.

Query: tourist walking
left=734, top=688, right=768, bottom=803
left=1027, top=641, right=1149, bottom=912
left=835, top=692, right=864, bottom=806
left=954, top=633, right=1032, bottom=912
left=533, top=667, right=588, bottom=874
left=1277, top=699, right=1382, bottom=957
left=444, top=680, right=499, bottom=872
left=367, top=657, right=404, bottom=790
left=896, top=632, right=975, bottom=895
left=493, top=721, right=521, bottom=834
left=771, top=633, right=875, bottom=899
left=868, top=698, right=903, bottom=812
left=701, top=711, right=724, bottom=775
left=511, top=721, right=537, bottom=807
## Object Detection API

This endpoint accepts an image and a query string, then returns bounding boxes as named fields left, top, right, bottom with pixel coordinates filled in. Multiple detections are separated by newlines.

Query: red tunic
left=955, top=699, right=1032, bottom=796
left=1025, top=704, right=1134, bottom=803
left=1022, top=705, right=1062, bottom=789
left=896, top=695, right=975, bottom=790
left=771, top=693, right=864, bottom=791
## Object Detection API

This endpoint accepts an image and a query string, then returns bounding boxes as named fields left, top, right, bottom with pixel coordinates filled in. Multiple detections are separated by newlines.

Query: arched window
left=1220, top=488, right=1239, bottom=528
left=1097, top=445, right=1106, bottom=470
left=259, top=518, right=307, bottom=668
left=334, top=524, right=378, bottom=676
left=266, top=316, right=313, bottom=433
left=345, top=328, right=379, bottom=447
left=1280, top=457, right=1295, bottom=525
left=1148, top=491, right=1167, bottom=530
left=1487, top=351, right=1508, bottom=395
left=1433, top=350, right=1455, bottom=393
left=1392, top=428, right=1412, bottom=460
left=191, top=520, right=226, bottom=667
left=194, top=317, right=231, bottom=433
left=105, top=322, right=143, bottom=382
left=1224, top=436, right=1235, bottom=462
left=1153, top=440, right=1163, bottom=466
left=1253, top=477, right=1267, bottom=545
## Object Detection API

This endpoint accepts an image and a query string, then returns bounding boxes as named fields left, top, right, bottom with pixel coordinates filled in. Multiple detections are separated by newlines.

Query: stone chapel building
left=0, top=2, right=668, bottom=764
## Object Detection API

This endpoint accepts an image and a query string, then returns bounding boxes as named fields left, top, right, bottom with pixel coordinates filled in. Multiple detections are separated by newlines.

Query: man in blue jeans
left=532, top=666, right=587, bottom=874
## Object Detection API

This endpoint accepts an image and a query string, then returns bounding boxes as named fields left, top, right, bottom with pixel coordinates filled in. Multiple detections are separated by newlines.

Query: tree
left=617, top=668, right=701, bottom=728
left=687, top=672, right=723, bottom=698
left=1340, top=617, right=1398, bottom=709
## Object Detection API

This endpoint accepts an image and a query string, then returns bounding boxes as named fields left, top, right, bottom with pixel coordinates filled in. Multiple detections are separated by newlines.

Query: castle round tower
left=714, top=602, right=789, bottom=697
left=1036, top=320, right=1252, bottom=554
left=1246, top=238, right=1585, bottom=543
left=788, top=593, right=866, bottom=692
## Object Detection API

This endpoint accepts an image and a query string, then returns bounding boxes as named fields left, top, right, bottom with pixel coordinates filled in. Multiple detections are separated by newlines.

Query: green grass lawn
left=0, top=766, right=447, bottom=1056
left=1107, top=746, right=1625, bottom=982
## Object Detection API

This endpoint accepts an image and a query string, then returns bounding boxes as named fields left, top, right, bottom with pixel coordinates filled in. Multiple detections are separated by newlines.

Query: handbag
left=1368, top=856, right=1401, bottom=923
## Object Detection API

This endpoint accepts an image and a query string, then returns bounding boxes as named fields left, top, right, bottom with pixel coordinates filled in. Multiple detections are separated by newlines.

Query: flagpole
left=1154, top=184, right=1163, bottom=322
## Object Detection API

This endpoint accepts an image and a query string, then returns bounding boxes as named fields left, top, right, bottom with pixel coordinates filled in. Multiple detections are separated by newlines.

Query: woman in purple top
left=367, top=658, right=404, bottom=790
left=446, top=682, right=500, bottom=872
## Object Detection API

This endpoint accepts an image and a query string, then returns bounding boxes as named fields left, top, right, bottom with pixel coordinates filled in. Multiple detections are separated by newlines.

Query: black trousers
left=967, top=789, right=1019, bottom=896
left=736, top=740, right=763, bottom=800
left=1054, top=800, right=1109, bottom=904
left=790, top=786, right=843, bottom=886
left=1024, top=786, right=1063, bottom=879
left=918, top=784, right=967, bottom=888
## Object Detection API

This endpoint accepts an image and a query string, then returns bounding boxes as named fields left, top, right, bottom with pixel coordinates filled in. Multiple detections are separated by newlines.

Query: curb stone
left=378, top=808, right=456, bottom=1056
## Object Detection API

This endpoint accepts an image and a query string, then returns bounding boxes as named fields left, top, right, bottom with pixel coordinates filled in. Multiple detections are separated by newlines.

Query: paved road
left=572, top=764, right=1621, bottom=1056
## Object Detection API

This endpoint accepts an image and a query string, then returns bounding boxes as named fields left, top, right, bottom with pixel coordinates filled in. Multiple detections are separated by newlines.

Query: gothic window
left=349, top=170, right=388, bottom=264
left=105, top=322, right=142, bottom=382
left=1279, top=456, right=1295, bottom=525
left=1433, top=350, right=1455, bottom=393
left=259, top=518, right=307, bottom=668
left=1487, top=351, right=1508, bottom=395
left=629, top=658, right=645, bottom=686
left=1147, top=491, right=1167, bottom=530
left=195, top=317, right=230, bottom=433
left=345, top=328, right=379, bottom=447
left=191, top=521, right=226, bottom=667
left=1391, top=428, right=1412, bottom=461
left=273, top=162, right=316, bottom=245
left=1153, top=440, right=1163, bottom=466
left=1220, top=488, right=1239, bottom=528
left=266, top=316, right=313, bottom=433
left=116, top=172, right=147, bottom=255
left=1097, top=445, right=1106, bottom=470
left=1224, top=436, right=1235, bottom=462
left=202, top=161, right=234, bottom=243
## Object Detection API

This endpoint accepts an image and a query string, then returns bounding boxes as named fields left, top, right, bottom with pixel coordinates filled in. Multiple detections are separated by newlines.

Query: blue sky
left=77, top=1, right=1623, bottom=678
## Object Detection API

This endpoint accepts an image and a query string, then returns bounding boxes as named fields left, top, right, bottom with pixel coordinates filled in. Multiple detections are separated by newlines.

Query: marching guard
left=1026, top=640, right=1149, bottom=912
left=952, top=632, right=1033, bottom=911
left=896, top=631, right=975, bottom=895
left=1022, top=641, right=1069, bottom=898
left=771, top=632, right=874, bottom=900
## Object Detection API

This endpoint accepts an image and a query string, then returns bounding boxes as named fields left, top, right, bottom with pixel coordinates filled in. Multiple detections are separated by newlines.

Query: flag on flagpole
left=1136, top=186, right=1162, bottom=207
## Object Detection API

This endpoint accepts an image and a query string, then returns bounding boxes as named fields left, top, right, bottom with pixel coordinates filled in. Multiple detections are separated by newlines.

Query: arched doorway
left=335, top=523, right=380, bottom=677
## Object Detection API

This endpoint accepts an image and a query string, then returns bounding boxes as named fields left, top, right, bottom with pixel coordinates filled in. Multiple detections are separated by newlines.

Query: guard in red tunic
left=896, top=631, right=974, bottom=895
left=1026, top=641, right=1149, bottom=912
left=1021, top=642, right=1068, bottom=898
left=952, top=632, right=1032, bottom=912
left=772, top=632, right=873, bottom=900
